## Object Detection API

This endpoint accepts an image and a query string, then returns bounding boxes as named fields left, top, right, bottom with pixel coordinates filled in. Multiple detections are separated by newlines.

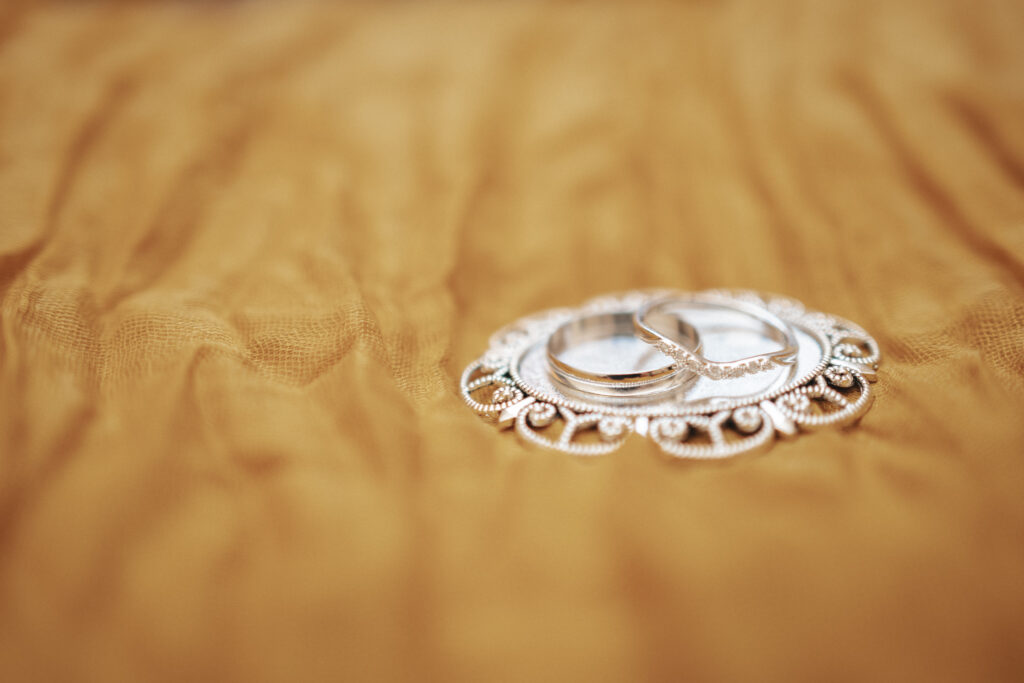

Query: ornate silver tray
left=460, top=290, right=880, bottom=459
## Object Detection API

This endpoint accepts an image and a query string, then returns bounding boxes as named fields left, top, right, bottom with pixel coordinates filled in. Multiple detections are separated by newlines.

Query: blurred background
left=0, top=1, right=1022, bottom=681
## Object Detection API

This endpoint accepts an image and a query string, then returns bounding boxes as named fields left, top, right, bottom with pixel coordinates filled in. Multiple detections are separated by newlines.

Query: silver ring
left=546, top=310, right=700, bottom=398
left=633, top=296, right=798, bottom=380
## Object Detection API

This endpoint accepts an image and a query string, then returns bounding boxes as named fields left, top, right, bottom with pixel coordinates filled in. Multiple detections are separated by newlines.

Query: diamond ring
left=633, top=296, right=798, bottom=380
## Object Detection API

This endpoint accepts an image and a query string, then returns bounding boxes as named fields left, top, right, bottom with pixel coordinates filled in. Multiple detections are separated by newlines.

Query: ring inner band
left=546, top=311, right=700, bottom=390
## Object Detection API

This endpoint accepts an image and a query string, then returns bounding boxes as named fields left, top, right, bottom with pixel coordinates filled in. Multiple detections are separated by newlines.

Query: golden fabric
left=1, top=1, right=1023, bottom=680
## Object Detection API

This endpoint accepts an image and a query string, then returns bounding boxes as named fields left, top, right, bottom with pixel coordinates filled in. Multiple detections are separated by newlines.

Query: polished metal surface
left=546, top=310, right=700, bottom=398
left=460, top=289, right=880, bottom=459
left=634, top=296, right=798, bottom=380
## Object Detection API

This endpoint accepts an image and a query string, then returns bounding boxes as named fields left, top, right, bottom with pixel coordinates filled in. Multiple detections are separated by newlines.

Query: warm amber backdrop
left=1, top=1, right=1023, bottom=681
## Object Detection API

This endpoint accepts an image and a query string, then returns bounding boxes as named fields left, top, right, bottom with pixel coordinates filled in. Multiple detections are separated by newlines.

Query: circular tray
left=461, top=289, right=880, bottom=459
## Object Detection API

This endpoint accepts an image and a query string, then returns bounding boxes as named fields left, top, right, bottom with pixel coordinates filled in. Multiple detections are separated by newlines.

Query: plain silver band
left=546, top=310, right=700, bottom=397
left=633, top=297, right=798, bottom=380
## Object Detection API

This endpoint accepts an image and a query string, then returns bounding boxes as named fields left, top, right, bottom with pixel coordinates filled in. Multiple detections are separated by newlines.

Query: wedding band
left=546, top=310, right=700, bottom=397
left=634, top=297, right=798, bottom=380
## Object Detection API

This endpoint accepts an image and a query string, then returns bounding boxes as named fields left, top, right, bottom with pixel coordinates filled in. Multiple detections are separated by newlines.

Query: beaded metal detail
left=460, top=289, right=880, bottom=460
